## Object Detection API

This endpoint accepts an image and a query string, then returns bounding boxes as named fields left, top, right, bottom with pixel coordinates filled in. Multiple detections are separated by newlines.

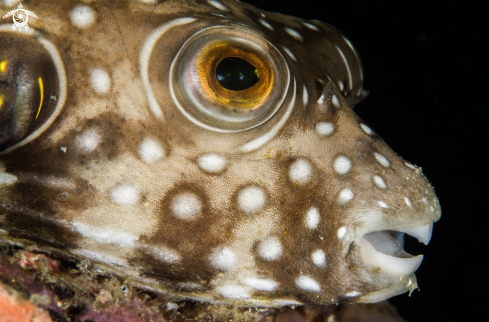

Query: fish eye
left=0, top=31, right=65, bottom=154
left=0, top=56, right=45, bottom=151
left=215, top=57, right=260, bottom=91
left=169, top=26, right=290, bottom=132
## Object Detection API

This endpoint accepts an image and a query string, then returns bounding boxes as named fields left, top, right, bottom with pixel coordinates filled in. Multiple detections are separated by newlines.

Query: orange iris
left=195, top=40, right=274, bottom=111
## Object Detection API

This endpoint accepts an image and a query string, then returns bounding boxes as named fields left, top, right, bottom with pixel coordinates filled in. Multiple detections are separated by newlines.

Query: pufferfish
left=0, top=0, right=441, bottom=309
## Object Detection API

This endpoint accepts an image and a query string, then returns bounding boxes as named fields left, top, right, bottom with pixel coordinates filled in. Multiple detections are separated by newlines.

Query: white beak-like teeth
left=360, top=238, right=424, bottom=276
left=397, top=222, right=433, bottom=245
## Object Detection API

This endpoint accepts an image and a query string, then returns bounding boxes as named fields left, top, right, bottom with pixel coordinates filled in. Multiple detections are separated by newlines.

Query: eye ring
left=169, top=26, right=290, bottom=133
left=0, top=25, right=67, bottom=155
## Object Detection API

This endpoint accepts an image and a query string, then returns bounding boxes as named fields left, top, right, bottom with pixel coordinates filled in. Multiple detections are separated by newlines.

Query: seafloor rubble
left=0, top=246, right=407, bottom=322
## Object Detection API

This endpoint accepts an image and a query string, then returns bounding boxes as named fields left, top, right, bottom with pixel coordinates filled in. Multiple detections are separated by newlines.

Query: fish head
left=0, top=0, right=441, bottom=306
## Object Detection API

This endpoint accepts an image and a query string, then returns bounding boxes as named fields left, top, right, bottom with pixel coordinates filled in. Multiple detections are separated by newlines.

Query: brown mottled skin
left=0, top=0, right=440, bottom=309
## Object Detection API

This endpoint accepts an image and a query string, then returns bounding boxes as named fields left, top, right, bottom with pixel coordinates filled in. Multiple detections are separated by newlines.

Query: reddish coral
left=16, top=251, right=61, bottom=272
left=79, top=298, right=166, bottom=322
left=0, top=283, right=52, bottom=322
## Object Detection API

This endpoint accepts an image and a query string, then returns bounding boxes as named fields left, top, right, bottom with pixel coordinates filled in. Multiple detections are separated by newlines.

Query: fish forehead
left=0, top=0, right=440, bottom=306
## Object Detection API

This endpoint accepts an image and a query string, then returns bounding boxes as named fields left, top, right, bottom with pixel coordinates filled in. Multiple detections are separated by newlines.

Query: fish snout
left=344, top=158, right=441, bottom=302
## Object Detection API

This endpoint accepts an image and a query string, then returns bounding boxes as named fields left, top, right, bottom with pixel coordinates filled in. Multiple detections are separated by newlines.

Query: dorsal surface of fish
left=0, top=0, right=441, bottom=307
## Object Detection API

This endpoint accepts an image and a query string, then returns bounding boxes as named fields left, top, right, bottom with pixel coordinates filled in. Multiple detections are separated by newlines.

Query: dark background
left=241, top=1, right=484, bottom=321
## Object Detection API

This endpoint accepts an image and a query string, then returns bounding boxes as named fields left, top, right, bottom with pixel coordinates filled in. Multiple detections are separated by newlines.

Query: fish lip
left=357, top=222, right=434, bottom=276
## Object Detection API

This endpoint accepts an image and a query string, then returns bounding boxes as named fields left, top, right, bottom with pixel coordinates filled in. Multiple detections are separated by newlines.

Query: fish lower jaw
left=359, top=222, right=433, bottom=277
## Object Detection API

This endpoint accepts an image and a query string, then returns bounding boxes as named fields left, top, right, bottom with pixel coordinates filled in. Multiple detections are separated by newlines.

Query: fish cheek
left=0, top=180, right=85, bottom=250
left=134, top=182, right=233, bottom=287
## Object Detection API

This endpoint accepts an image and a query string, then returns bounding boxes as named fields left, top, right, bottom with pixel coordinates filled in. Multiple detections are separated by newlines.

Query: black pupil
left=216, top=57, right=260, bottom=91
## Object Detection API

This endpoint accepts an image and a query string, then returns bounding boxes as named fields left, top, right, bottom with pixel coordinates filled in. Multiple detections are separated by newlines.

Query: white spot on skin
left=110, top=184, right=140, bottom=206
left=238, top=186, right=266, bottom=214
left=3, top=0, right=20, bottom=7
left=138, top=138, right=165, bottom=164
left=210, top=247, right=236, bottom=271
left=305, top=207, right=320, bottom=229
left=37, top=176, right=76, bottom=190
left=405, top=162, right=416, bottom=170
left=337, top=226, right=347, bottom=239
left=373, top=175, right=387, bottom=189
left=258, top=18, right=273, bottom=31
left=360, top=123, right=373, bottom=135
left=171, top=192, right=202, bottom=220
left=143, top=245, right=181, bottom=264
left=312, top=249, right=326, bottom=267
left=303, top=85, right=309, bottom=106
left=317, top=94, right=326, bottom=106
left=338, top=80, right=344, bottom=92
left=338, top=188, right=354, bottom=205
left=157, top=249, right=180, bottom=264
left=289, top=158, right=312, bottom=185
left=0, top=173, right=17, bottom=186
left=257, top=236, right=282, bottom=261
left=138, top=0, right=157, bottom=3
left=217, top=285, right=250, bottom=299
left=70, top=5, right=96, bottom=28
left=333, top=156, right=352, bottom=175
left=207, top=0, right=229, bottom=11
left=332, top=95, right=340, bottom=108
left=284, top=27, right=303, bottom=41
left=345, top=291, right=361, bottom=297
left=244, top=278, right=278, bottom=291
left=378, top=201, right=389, bottom=209
left=404, top=196, right=414, bottom=209
left=60, top=147, right=67, bottom=153
left=374, top=152, right=391, bottom=167
left=90, top=68, right=111, bottom=95
left=74, top=249, right=127, bottom=266
left=198, top=154, right=227, bottom=173
left=76, top=129, right=100, bottom=153
left=282, top=46, right=297, bottom=62
left=73, top=222, right=137, bottom=247
left=315, top=122, right=334, bottom=137
left=272, top=299, right=303, bottom=306
left=302, top=21, right=319, bottom=31
left=295, top=276, right=321, bottom=292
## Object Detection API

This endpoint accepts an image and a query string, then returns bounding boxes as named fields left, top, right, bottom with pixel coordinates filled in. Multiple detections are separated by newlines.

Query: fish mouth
left=359, top=222, right=433, bottom=276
